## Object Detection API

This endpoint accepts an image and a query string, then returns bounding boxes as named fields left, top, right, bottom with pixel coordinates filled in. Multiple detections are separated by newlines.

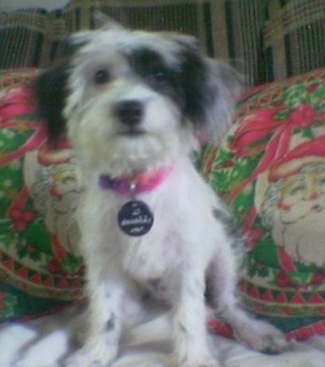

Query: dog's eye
left=151, top=70, right=170, bottom=85
left=153, top=70, right=168, bottom=83
left=93, top=69, right=111, bottom=84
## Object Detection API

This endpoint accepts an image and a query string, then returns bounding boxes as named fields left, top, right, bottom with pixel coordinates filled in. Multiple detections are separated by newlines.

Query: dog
left=34, top=18, right=288, bottom=367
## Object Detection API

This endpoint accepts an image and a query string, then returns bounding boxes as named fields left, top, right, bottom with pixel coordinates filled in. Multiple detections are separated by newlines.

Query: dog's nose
left=114, top=100, right=144, bottom=126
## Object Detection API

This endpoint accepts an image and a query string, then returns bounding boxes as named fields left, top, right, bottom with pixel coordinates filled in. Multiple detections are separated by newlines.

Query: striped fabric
left=264, top=0, right=325, bottom=81
left=0, top=9, right=47, bottom=68
left=0, top=0, right=324, bottom=84
left=0, top=9, right=68, bottom=68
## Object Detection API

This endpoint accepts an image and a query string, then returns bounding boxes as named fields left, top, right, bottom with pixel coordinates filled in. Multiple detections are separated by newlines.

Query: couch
left=1, top=0, right=325, bottom=86
left=0, top=65, right=324, bottom=366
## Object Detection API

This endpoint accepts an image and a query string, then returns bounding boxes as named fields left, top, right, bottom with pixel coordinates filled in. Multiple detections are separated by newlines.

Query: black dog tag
left=118, top=200, right=154, bottom=236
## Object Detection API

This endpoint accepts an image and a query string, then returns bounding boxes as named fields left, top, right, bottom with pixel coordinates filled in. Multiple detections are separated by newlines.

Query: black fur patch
left=177, top=49, right=214, bottom=128
left=128, top=47, right=215, bottom=129
left=212, top=207, right=238, bottom=237
left=105, top=314, right=116, bottom=331
left=33, top=59, right=69, bottom=147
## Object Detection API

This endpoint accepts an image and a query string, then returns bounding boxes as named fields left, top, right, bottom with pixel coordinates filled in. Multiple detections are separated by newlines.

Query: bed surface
left=1, top=306, right=324, bottom=367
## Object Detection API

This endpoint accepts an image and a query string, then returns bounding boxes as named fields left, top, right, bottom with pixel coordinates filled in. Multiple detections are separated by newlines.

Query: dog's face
left=35, top=24, right=241, bottom=177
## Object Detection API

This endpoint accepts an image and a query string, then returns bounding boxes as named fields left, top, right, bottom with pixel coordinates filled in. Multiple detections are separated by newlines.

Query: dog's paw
left=64, top=342, right=118, bottom=367
left=233, top=318, right=289, bottom=354
left=64, top=350, right=102, bottom=367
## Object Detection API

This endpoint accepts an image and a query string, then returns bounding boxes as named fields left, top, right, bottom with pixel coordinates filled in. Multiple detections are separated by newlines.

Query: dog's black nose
left=114, top=100, right=144, bottom=126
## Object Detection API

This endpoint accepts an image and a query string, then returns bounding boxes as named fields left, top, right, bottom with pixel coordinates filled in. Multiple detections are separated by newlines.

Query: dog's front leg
left=172, top=267, right=217, bottom=367
left=65, top=265, right=126, bottom=367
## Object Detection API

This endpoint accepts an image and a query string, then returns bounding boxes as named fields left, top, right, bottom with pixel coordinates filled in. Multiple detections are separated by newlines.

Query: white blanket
left=1, top=306, right=324, bottom=367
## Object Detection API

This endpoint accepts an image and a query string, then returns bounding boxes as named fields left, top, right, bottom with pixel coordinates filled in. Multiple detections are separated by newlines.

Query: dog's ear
left=33, top=59, right=70, bottom=147
left=201, top=59, right=243, bottom=143
left=174, top=38, right=242, bottom=143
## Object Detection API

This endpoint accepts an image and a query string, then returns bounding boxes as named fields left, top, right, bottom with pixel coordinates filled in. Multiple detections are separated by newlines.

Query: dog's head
left=34, top=21, right=241, bottom=177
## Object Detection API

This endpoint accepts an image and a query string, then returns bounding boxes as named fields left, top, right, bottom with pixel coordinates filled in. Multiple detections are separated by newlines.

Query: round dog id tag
left=118, top=200, right=154, bottom=236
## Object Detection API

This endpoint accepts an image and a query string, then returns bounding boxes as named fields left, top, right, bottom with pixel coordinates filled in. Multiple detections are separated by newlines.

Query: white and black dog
left=34, top=18, right=288, bottom=367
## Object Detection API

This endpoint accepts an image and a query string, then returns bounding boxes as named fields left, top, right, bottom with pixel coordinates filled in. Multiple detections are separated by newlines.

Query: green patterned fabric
left=202, top=68, right=325, bottom=339
left=1, top=68, right=325, bottom=340
left=0, top=69, right=84, bottom=322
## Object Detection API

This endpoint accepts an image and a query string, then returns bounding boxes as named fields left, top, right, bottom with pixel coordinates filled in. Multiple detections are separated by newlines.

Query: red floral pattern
left=1, top=67, right=325, bottom=342
left=203, top=68, right=325, bottom=339
left=0, top=69, right=84, bottom=323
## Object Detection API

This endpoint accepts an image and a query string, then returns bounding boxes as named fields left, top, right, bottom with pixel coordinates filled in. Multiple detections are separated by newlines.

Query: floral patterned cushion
left=202, top=68, right=325, bottom=340
left=0, top=69, right=84, bottom=322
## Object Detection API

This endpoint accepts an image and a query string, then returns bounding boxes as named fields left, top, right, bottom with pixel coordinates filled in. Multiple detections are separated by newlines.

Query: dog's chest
left=90, top=164, right=217, bottom=289
left=107, top=181, right=187, bottom=281
left=123, top=227, right=183, bottom=283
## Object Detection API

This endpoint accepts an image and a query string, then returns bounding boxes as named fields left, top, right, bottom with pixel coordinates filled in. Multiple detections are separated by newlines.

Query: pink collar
left=99, top=166, right=174, bottom=195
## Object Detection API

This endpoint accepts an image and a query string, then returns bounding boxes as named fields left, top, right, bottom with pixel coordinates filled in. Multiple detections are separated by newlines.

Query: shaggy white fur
left=32, top=19, right=288, bottom=367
